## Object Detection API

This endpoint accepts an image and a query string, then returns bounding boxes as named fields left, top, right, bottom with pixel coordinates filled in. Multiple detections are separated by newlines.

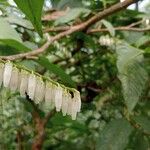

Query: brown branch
left=16, top=130, right=24, bottom=150
left=32, top=110, right=45, bottom=150
left=44, top=26, right=150, bottom=34
left=31, top=108, right=55, bottom=150
left=82, top=0, right=137, bottom=28
left=43, top=26, right=70, bottom=33
left=26, top=96, right=55, bottom=150
left=0, top=0, right=137, bottom=61
left=127, top=19, right=144, bottom=28
left=87, top=27, right=150, bottom=33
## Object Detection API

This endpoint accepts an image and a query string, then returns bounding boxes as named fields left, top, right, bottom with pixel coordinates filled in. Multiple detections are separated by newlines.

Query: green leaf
left=0, top=17, right=22, bottom=42
left=50, top=113, right=88, bottom=132
left=96, top=119, right=133, bottom=150
left=0, top=18, right=31, bottom=52
left=133, top=135, right=149, bottom=150
left=37, top=57, right=76, bottom=88
left=0, top=39, right=31, bottom=52
left=128, top=131, right=150, bottom=150
left=55, top=8, right=91, bottom=25
left=5, top=14, right=34, bottom=30
left=135, top=35, right=150, bottom=47
left=133, top=115, right=150, bottom=134
left=13, top=0, right=44, bottom=36
left=56, top=0, right=83, bottom=9
left=116, top=42, right=148, bottom=112
left=101, top=19, right=115, bottom=37
left=122, top=31, right=143, bottom=44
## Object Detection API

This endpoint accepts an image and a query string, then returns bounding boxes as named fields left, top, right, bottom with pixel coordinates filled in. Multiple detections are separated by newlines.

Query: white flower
left=67, top=96, right=73, bottom=115
left=99, top=35, right=114, bottom=47
left=45, top=81, right=53, bottom=106
left=9, top=67, right=19, bottom=92
left=3, top=61, right=13, bottom=88
left=34, top=77, right=45, bottom=104
left=19, top=70, right=29, bottom=97
left=27, top=73, right=36, bottom=100
left=61, top=91, right=70, bottom=116
left=0, top=63, right=4, bottom=87
left=71, top=100, right=78, bottom=120
left=68, top=91, right=81, bottom=120
left=74, top=91, right=81, bottom=112
left=54, top=85, right=63, bottom=112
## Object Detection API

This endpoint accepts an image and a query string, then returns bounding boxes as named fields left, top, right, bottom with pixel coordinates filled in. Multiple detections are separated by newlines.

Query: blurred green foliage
left=0, top=0, right=149, bottom=149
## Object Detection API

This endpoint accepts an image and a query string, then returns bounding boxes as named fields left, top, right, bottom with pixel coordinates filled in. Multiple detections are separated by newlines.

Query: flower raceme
left=99, top=35, right=114, bottom=47
left=0, top=61, right=81, bottom=120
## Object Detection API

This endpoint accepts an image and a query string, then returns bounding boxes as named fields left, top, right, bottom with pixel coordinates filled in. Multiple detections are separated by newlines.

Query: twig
left=0, top=0, right=137, bottom=61
left=87, top=27, right=150, bottom=33
left=127, top=19, right=143, bottom=28
left=43, top=22, right=149, bottom=34
left=43, top=26, right=70, bottom=33
left=16, top=130, right=24, bottom=150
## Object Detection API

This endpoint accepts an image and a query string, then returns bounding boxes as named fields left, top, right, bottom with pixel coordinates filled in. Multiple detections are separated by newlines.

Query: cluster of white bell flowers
left=99, top=35, right=114, bottom=47
left=0, top=61, right=81, bottom=120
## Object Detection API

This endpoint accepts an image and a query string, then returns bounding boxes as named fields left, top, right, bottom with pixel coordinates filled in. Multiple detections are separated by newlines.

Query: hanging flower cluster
left=0, top=61, right=81, bottom=120
left=99, top=35, right=114, bottom=47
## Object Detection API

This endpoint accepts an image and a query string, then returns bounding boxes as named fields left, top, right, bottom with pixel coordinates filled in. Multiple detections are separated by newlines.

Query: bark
left=32, top=112, right=45, bottom=150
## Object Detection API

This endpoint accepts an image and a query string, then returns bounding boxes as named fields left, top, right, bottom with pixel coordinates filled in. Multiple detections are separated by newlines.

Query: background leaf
left=135, top=35, right=150, bottom=48
left=56, top=0, right=83, bottom=9
left=13, top=0, right=44, bottom=36
left=116, top=42, right=148, bottom=112
left=55, top=8, right=91, bottom=25
left=101, top=19, right=115, bottom=36
left=0, top=17, right=22, bottom=42
left=133, top=115, right=150, bottom=134
left=0, top=18, right=31, bottom=52
left=96, top=119, right=133, bottom=150
left=5, top=14, right=34, bottom=30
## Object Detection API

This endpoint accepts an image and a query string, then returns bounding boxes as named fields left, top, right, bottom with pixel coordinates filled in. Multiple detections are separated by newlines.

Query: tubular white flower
left=45, top=81, right=53, bottom=105
left=71, top=100, right=78, bottom=120
left=70, top=91, right=81, bottom=120
left=9, top=67, right=19, bottom=92
left=27, top=73, right=36, bottom=100
left=61, top=91, right=69, bottom=116
left=34, top=77, right=45, bottom=104
left=19, top=70, right=29, bottom=97
left=3, top=61, right=13, bottom=88
left=73, top=91, right=81, bottom=112
left=0, top=63, right=4, bottom=87
left=54, top=85, right=63, bottom=112
left=67, top=95, right=73, bottom=115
